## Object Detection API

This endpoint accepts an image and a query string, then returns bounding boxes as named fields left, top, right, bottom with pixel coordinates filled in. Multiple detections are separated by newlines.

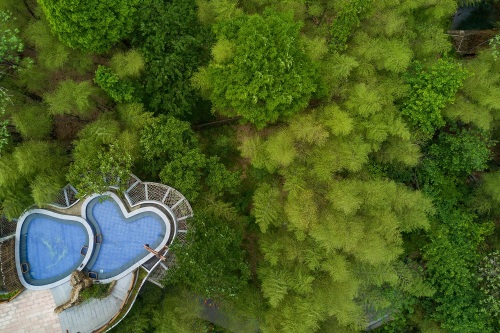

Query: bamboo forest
left=1, top=0, right=500, bottom=332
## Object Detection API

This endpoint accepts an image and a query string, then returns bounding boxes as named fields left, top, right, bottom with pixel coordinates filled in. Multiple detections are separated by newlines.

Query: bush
left=401, top=59, right=469, bottom=138
left=94, top=66, right=135, bottom=103
left=80, top=283, right=112, bottom=301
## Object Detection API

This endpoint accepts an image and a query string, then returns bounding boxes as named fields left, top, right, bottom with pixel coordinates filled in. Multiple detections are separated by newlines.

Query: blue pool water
left=86, top=197, right=166, bottom=280
left=21, top=214, right=88, bottom=285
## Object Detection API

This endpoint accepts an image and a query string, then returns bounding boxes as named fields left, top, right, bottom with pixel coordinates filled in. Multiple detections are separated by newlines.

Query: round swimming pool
left=16, top=210, right=94, bottom=290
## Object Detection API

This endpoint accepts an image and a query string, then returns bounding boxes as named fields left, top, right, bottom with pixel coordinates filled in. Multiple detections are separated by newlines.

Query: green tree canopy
left=204, top=9, right=318, bottom=128
left=0, top=141, right=68, bottom=217
left=166, top=201, right=250, bottom=298
left=0, top=10, right=23, bottom=66
left=0, top=10, right=23, bottom=155
left=67, top=143, right=132, bottom=198
left=38, top=0, right=140, bottom=53
left=140, top=116, right=239, bottom=201
left=400, top=59, right=469, bottom=138
left=134, top=0, right=211, bottom=119
left=0, top=89, right=9, bottom=155
left=44, top=80, right=99, bottom=118
left=423, top=207, right=493, bottom=333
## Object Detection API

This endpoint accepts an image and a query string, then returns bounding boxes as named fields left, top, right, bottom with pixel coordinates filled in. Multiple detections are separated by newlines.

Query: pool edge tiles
left=15, top=209, right=95, bottom=291
left=81, top=192, right=172, bottom=284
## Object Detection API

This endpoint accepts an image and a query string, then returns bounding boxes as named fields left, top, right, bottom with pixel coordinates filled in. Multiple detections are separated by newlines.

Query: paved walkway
left=0, top=290, right=62, bottom=333
left=57, top=272, right=134, bottom=333
left=0, top=272, right=134, bottom=333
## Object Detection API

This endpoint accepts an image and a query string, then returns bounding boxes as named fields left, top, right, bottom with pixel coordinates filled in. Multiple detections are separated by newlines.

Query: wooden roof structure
left=448, top=29, right=499, bottom=55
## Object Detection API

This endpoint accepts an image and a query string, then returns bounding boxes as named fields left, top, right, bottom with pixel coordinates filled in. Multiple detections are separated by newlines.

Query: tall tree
left=66, top=116, right=135, bottom=197
left=0, top=10, right=23, bottom=155
left=0, top=141, right=68, bottom=217
left=10, top=102, right=52, bottom=140
left=134, top=0, right=212, bottom=119
left=0, top=10, right=23, bottom=67
left=239, top=104, right=433, bottom=331
left=44, top=80, right=99, bottom=118
left=38, top=0, right=140, bottom=53
left=400, top=59, right=469, bottom=139
left=166, top=200, right=250, bottom=299
left=140, top=116, right=239, bottom=201
left=200, top=9, right=318, bottom=128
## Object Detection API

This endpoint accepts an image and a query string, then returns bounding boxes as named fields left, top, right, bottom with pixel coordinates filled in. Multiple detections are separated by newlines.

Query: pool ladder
left=21, top=262, right=30, bottom=273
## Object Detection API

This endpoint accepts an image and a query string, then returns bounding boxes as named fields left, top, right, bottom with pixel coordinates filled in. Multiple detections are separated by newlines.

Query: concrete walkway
left=0, top=272, right=134, bottom=333
left=0, top=289, right=62, bottom=333
left=57, top=272, right=134, bottom=333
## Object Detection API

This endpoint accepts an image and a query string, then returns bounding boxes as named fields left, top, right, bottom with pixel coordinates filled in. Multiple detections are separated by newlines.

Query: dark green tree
left=67, top=143, right=132, bottom=198
left=478, top=251, right=500, bottom=329
left=0, top=89, right=9, bottom=155
left=401, top=59, right=469, bottom=138
left=423, top=208, right=493, bottom=333
left=0, top=10, right=23, bottom=67
left=134, top=0, right=212, bottom=119
left=94, top=66, right=135, bottom=103
left=38, top=0, right=140, bottom=53
left=419, top=126, right=492, bottom=195
left=166, top=201, right=250, bottom=299
left=94, top=50, right=145, bottom=103
left=329, top=0, right=373, bottom=52
left=0, top=10, right=23, bottom=154
left=140, top=116, right=239, bottom=201
left=67, top=118, right=132, bottom=197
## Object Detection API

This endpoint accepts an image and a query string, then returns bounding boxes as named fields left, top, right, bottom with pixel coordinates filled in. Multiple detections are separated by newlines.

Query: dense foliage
left=0, top=10, right=23, bottom=65
left=200, top=9, right=318, bottom=127
left=401, top=59, right=469, bottom=138
left=134, top=0, right=211, bottom=119
left=38, top=0, right=140, bottom=53
left=2, top=0, right=500, bottom=332
left=139, top=116, right=239, bottom=201
left=0, top=90, right=9, bottom=155
left=0, top=10, right=23, bottom=155
left=166, top=203, right=250, bottom=298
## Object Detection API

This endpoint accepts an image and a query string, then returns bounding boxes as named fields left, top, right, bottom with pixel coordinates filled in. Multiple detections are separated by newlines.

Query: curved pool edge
left=15, top=209, right=95, bottom=291
left=127, top=199, right=178, bottom=245
left=81, top=192, right=173, bottom=284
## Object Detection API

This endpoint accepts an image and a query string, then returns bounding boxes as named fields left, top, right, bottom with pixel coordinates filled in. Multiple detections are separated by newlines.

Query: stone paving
left=0, top=289, right=62, bottom=333
left=0, top=271, right=134, bottom=333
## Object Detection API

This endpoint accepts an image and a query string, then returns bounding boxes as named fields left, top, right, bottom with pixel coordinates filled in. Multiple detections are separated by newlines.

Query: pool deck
left=0, top=271, right=135, bottom=333
left=0, top=289, right=61, bottom=332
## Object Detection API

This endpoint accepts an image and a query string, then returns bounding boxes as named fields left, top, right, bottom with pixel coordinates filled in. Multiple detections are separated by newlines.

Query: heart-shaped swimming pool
left=15, top=211, right=94, bottom=289
left=16, top=192, right=172, bottom=289
left=82, top=193, right=171, bottom=282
